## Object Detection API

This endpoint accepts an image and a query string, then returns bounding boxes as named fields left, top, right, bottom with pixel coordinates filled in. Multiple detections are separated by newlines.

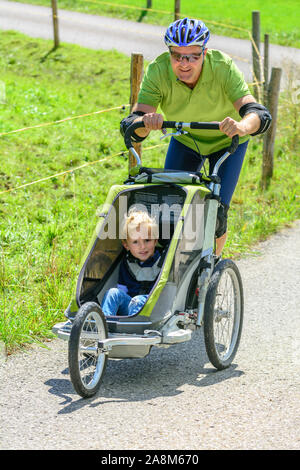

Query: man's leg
left=164, top=137, right=203, bottom=171
left=216, top=232, right=227, bottom=257
left=210, top=141, right=249, bottom=256
left=165, top=138, right=249, bottom=257
left=215, top=202, right=229, bottom=256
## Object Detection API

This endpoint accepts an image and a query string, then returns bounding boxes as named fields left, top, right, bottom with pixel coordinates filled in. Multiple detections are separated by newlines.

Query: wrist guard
left=120, top=111, right=146, bottom=143
left=239, top=102, right=272, bottom=136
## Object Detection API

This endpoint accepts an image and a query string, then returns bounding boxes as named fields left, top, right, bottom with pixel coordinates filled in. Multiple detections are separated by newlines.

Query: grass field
left=0, top=31, right=299, bottom=353
left=10, top=0, right=300, bottom=47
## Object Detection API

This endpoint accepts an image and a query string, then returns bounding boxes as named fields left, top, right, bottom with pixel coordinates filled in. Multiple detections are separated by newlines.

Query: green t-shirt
left=138, top=49, right=251, bottom=155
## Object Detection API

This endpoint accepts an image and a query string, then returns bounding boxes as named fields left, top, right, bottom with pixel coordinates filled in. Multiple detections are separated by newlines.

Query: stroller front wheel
left=204, top=259, right=244, bottom=370
left=68, top=302, right=108, bottom=398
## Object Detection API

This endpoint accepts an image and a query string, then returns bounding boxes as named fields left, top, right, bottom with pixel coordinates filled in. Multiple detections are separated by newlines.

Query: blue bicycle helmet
left=164, top=17, right=210, bottom=48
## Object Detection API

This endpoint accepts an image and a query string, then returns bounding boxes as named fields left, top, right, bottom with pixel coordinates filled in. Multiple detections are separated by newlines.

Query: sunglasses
left=169, top=50, right=203, bottom=63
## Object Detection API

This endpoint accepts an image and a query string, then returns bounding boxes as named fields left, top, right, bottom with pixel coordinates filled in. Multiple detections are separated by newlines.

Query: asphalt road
left=1, top=0, right=300, bottom=87
left=1, top=221, right=299, bottom=450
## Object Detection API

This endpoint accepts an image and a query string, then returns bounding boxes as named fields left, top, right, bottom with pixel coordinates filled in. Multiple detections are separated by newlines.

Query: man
left=121, top=18, right=272, bottom=256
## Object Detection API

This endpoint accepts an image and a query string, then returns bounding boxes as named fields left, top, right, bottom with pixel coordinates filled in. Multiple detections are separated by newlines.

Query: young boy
left=101, top=208, right=162, bottom=317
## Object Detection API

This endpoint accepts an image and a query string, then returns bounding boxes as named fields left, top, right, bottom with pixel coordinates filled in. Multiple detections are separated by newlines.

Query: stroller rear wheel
left=204, top=259, right=244, bottom=370
left=68, top=302, right=108, bottom=398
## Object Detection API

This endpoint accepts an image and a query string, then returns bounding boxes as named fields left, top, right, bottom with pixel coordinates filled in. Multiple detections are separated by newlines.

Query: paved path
left=1, top=221, right=299, bottom=450
left=0, top=1, right=300, bottom=86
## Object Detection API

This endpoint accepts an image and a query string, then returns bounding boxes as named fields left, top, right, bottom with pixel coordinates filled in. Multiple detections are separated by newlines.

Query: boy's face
left=122, top=230, right=157, bottom=262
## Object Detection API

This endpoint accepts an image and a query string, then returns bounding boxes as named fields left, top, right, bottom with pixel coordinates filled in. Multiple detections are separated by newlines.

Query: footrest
left=162, top=329, right=192, bottom=344
left=98, top=333, right=162, bottom=351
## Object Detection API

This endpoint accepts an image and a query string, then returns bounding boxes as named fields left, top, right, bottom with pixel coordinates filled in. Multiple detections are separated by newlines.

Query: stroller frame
left=53, top=121, right=244, bottom=398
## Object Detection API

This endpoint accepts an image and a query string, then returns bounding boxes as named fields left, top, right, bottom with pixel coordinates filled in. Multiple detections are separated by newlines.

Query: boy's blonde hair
left=121, top=207, right=159, bottom=240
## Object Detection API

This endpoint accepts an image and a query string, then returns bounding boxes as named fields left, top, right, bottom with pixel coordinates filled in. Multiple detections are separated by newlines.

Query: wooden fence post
left=263, top=34, right=269, bottom=107
left=51, top=0, right=59, bottom=49
left=261, top=67, right=282, bottom=189
left=252, top=11, right=261, bottom=101
left=174, top=0, right=181, bottom=21
left=129, top=53, right=144, bottom=171
left=139, top=1, right=152, bottom=21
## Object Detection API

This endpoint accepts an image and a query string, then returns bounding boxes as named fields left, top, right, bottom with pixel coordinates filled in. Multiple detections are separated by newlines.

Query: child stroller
left=53, top=121, right=244, bottom=398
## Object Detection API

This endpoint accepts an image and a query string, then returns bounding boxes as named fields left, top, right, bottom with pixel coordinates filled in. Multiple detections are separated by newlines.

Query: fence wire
left=0, top=143, right=168, bottom=196
left=0, top=105, right=129, bottom=137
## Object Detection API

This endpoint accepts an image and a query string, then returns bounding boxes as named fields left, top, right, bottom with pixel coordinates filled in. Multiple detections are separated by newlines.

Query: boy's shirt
left=117, top=249, right=162, bottom=297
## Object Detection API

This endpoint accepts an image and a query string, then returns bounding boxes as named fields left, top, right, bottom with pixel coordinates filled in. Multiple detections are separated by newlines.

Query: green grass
left=10, top=0, right=300, bottom=47
left=0, top=31, right=299, bottom=354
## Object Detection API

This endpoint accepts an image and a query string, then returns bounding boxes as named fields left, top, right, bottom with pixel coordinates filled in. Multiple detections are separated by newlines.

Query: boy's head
left=121, top=208, right=159, bottom=262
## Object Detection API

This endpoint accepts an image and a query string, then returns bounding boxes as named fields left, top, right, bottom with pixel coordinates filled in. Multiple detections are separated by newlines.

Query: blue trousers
left=164, top=137, right=249, bottom=207
left=101, top=288, right=148, bottom=317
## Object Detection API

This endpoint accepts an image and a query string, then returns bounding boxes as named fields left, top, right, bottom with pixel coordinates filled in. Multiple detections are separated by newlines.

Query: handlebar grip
left=190, top=122, right=220, bottom=130
left=124, top=121, right=145, bottom=150
left=228, top=135, right=239, bottom=154
left=161, top=121, right=177, bottom=129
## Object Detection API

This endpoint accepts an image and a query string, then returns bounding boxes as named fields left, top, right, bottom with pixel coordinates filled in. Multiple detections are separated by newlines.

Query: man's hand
left=133, top=112, right=164, bottom=138
left=220, top=113, right=260, bottom=138
left=142, top=112, right=164, bottom=130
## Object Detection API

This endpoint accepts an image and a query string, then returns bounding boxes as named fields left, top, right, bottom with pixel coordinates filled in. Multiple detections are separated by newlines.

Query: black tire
left=68, top=302, right=108, bottom=398
left=204, top=259, right=244, bottom=370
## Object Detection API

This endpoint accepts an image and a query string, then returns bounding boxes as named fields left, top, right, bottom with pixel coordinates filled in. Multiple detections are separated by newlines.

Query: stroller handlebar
left=124, top=120, right=239, bottom=155
left=124, top=121, right=239, bottom=177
